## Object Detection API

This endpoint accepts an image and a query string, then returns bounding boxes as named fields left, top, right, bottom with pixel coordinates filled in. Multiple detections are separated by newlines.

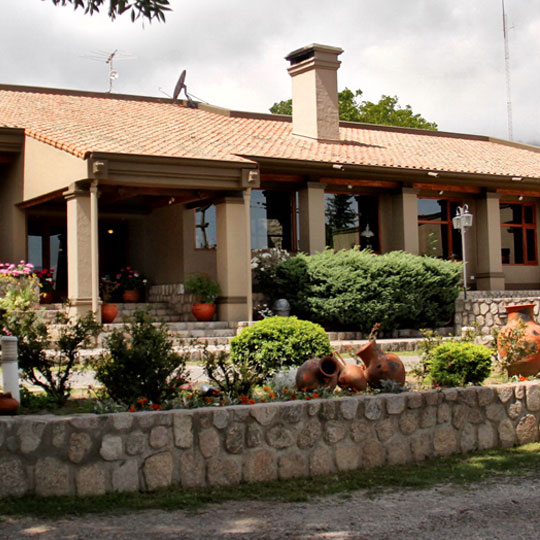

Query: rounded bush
left=426, top=341, right=492, bottom=387
left=230, top=316, right=332, bottom=384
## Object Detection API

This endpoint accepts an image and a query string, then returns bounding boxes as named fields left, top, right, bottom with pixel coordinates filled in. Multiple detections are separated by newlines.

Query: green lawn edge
left=2, top=442, right=540, bottom=519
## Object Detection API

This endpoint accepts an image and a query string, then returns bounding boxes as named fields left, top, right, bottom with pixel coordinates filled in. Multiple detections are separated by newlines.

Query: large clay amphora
left=296, top=355, right=342, bottom=391
left=355, top=340, right=406, bottom=388
left=497, top=304, right=540, bottom=377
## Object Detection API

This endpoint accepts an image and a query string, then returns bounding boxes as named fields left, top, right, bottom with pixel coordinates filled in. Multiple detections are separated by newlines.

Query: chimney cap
left=285, top=43, right=343, bottom=65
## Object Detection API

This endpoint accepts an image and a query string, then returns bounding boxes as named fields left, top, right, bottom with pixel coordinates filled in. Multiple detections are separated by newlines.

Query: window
left=500, top=202, right=537, bottom=265
left=325, top=193, right=380, bottom=251
left=417, top=197, right=462, bottom=259
left=195, top=204, right=217, bottom=249
left=250, top=189, right=298, bottom=251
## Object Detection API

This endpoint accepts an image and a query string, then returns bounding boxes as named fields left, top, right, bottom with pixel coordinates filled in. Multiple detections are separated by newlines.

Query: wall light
left=518, top=195, right=524, bottom=201
left=427, top=171, right=439, bottom=177
left=512, top=177, right=523, bottom=182
left=107, top=229, right=114, bottom=235
left=333, top=164, right=345, bottom=170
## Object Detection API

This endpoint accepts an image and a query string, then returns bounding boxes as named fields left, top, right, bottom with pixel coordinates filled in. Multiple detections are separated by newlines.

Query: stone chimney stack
left=285, top=43, right=343, bottom=142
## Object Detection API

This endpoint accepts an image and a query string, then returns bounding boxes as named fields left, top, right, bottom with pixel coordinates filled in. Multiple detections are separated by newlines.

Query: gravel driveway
left=1, top=474, right=537, bottom=540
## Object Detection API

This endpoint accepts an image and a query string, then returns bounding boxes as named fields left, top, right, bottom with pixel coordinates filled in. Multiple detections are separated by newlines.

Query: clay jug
left=337, top=363, right=368, bottom=392
left=497, top=304, right=540, bottom=377
left=101, top=303, right=118, bottom=324
left=296, top=355, right=342, bottom=391
left=355, top=339, right=406, bottom=388
left=0, top=392, right=19, bottom=415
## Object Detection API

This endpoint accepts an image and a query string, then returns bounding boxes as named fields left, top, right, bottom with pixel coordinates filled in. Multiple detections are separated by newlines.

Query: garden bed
left=2, top=380, right=539, bottom=499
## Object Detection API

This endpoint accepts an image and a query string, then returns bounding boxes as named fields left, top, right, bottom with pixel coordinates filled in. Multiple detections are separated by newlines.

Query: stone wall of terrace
left=1, top=381, right=540, bottom=499
left=455, top=294, right=540, bottom=335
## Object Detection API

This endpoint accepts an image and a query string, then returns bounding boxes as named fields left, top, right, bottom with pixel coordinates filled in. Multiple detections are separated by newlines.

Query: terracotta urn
left=101, top=303, right=118, bottom=324
left=296, top=354, right=342, bottom=391
left=122, top=289, right=140, bottom=303
left=497, top=304, right=540, bottom=377
left=192, top=303, right=215, bottom=322
left=0, top=392, right=19, bottom=415
left=337, top=363, right=368, bottom=392
left=355, top=339, right=406, bottom=388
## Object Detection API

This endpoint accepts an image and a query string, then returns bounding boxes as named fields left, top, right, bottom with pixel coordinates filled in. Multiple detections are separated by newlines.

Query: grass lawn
left=1, top=443, right=540, bottom=519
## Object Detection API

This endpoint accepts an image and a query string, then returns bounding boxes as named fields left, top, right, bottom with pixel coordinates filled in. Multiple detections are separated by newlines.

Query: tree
left=46, top=0, right=170, bottom=22
left=270, top=87, right=437, bottom=130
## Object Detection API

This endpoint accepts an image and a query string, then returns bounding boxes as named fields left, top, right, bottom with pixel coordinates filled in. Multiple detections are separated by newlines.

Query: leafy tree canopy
left=46, top=0, right=170, bottom=22
left=270, top=88, right=437, bottom=130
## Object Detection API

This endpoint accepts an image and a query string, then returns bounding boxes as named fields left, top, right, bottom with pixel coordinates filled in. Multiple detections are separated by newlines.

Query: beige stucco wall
left=182, top=207, right=217, bottom=281
left=127, top=204, right=185, bottom=285
left=23, top=138, right=87, bottom=201
left=0, top=155, right=26, bottom=263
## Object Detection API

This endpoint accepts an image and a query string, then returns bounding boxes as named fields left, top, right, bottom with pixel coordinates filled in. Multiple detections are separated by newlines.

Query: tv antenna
left=82, top=49, right=136, bottom=93
left=502, top=0, right=514, bottom=140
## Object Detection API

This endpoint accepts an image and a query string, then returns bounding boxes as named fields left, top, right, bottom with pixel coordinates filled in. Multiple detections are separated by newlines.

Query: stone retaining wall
left=455, top=295, right=540, bottom=335
left=2, top=381, right=540, bottom=499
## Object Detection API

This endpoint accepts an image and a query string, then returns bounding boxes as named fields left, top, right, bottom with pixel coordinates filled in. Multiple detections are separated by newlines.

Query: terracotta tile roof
left=1, top=86, right=539, bottom=179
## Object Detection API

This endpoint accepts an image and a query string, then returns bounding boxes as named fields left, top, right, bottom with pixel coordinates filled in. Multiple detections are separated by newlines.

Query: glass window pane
left=526, top=228, right=536, bottom=262
left=418, top=198, right=444, bottom=221
left=500, top=203, right=522, bottom=225
left=325, top=194, right=359, bottom=249
left=357, top=195, right=379, bottom=251
left=195, top=204, right=217, bottom=249
left=501, top=227, right=524, bottom=264
left=419, top=223, right=449, bottom=258
left=28, top=235, right=43, bottom=269
left=250, top=190, right=293, bottom=250
left=524, top=205, right=534, bottom=224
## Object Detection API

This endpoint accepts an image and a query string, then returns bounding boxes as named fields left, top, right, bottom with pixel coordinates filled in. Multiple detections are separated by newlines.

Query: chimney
left=285, top=43, right=343, bottom=142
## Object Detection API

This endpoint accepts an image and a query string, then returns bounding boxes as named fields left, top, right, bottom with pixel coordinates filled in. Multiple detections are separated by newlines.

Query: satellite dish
left=173, top=70, right=187, bottom=101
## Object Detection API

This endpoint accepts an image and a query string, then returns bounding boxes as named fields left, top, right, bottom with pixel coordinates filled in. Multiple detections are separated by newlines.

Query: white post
left=1, top=336, right=20, bottom=402
left=90, top=181, right=99, bottom=316
left=461, top=221, right=468, bottom=300
left=244, top=187, right=253, bottom=322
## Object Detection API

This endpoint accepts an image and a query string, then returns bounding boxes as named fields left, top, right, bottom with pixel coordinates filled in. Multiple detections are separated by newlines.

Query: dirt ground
left=1, top=474, right=538, bottom=540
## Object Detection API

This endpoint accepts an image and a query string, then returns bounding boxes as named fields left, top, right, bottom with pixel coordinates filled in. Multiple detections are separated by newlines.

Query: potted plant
left=34, top=268, right=55, bottom=304
left=100, top=277, right=119, bottom=323
left=115, top=267, right=147, bottom=303
left=184, top=273, right=221, bottom=321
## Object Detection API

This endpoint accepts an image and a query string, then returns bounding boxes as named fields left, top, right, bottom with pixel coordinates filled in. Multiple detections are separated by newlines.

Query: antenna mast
left=106, top=50, right=118, bottom=93
left=502, top=0, right=513, bottom=140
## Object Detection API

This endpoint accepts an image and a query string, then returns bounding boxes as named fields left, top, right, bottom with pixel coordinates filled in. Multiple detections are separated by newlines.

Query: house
left=1, top=43, right=540, bottom=322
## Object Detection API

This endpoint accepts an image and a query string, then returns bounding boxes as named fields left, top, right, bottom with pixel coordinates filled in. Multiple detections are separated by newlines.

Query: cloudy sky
left=0, top=0, right=538, bottom=144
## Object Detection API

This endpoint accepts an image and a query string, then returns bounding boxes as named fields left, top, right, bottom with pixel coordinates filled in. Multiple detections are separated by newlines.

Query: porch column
left=64, top=183, right=98, bottom=318
left=215, top=196, right=250, bottom=321
left=298, top=182, right=326, bottom=254
left=391, top=187, right=419, bottom=254
left=475, top=192, right=505, bottom=290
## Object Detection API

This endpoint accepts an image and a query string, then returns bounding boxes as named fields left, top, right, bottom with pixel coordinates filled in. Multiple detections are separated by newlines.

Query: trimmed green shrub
left=93, top=309, right=187, bottom=405
left=275, top=248, right=462, bottom=332
left=425, top=341, right=492, bottom=387
left=229, top=316, right=332, bottom=388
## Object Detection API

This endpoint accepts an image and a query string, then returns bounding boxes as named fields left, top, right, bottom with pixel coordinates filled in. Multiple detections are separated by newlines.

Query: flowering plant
left=115, top=267, right=147, bottom=291
left=251, top=248, right=291, bottom=297
left=34, top=268, right=55, bottom=293
left=0, top=261, right=34, bottom=278
left=100, top=277, right=120, bottom=303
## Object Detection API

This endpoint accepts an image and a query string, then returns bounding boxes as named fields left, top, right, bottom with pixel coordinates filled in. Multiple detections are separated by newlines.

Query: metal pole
left=90, top=181, right=99, bottom=317
left=1, top=336, right=20, bottom=402
left=462, top=221, right=467, bottom=300
left=244, top=187, right=253, bottom=322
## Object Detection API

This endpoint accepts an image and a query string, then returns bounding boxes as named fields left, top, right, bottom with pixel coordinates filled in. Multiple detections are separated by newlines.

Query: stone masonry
left=2, top=381, right=540, bottom=499
left=455, top=292, right=540, bottom=335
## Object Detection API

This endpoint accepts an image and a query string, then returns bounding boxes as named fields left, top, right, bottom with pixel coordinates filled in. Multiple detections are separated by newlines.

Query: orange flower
left=263, top=386, right=271, bottom=392
left=268, top=392, right=275, bottom=400
left=137, top=397, right=148, bottom=404
left=306, top=396, right=312, bottom=401
left=283, top=388, right=289, bottom=394
left=239, top=395, right=250, bottom=404
left=312, top=393, right=320, bottom=399
left=248, top=399, right=256, bottom=405
left=260, top=398, right=266, bottom=402
left=204, top=397, right=212, bottom=404
left=519, top=375, right=528, bottom=381
left=128, top=405, right=136, bottom=412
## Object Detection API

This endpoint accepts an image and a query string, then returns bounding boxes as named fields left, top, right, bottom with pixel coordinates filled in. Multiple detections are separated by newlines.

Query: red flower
left=128, top=405, right=136, bottom=412
left=151, top=403, right=162, bottom=410
left=137, top=397, right=148, bottom=404
left=519, top=375, right=528, bottom=381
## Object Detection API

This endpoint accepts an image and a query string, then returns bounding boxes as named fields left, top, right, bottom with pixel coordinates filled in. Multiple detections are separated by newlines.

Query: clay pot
left=355, top=339, right=406, bottom=388
left=497, top=304, right=540, bottom=377
left=296, top=355, right=342, bottom=391
left=40, top=291, right=53, bottom=304
left=101, top=303, right=118, bottom=324
left=122, top=289, right=140, bottom=303
left=192, top=303, right=216, bottom=322
left=0, top=392, right=19, bottom=415
left=338, top=364, right=368, bottom=392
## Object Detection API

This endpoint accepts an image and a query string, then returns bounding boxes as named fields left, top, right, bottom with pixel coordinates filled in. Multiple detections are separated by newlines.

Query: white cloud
left=0, top=0, right=538, bottom=143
